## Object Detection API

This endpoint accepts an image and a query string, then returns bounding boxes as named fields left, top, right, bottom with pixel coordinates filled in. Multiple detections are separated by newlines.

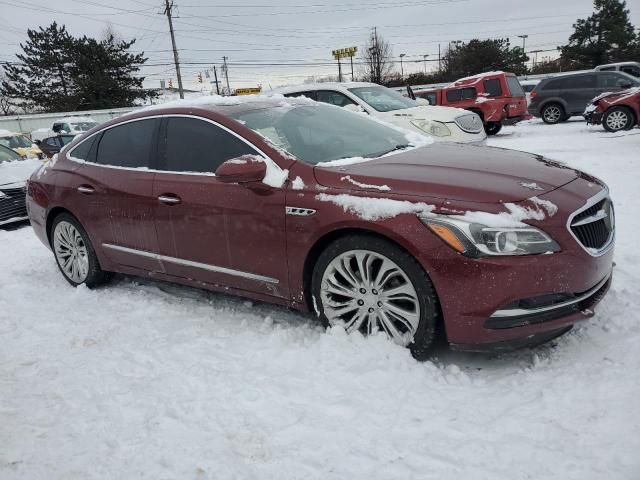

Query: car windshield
left=229, top=104, right=411, bottom=165
left=0, top=134, right=32, bottom=149
left=348, top=86, right=418, bottom=112
left=70, top=122, right=97, bottom=131
left=0, top=145, right=22, bottom=163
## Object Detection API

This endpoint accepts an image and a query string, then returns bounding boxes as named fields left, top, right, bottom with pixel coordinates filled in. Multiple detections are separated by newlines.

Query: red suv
left=584, top=87, right=640, bottom=132
left=26, top=98, right=614, bottom=358
left=414, top=72, right=528, bottom=135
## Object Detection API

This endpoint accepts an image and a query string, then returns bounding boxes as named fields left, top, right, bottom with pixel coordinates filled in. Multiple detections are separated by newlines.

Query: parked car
left=0, top=129, right=43, bottom=159
left=528, top=71, right=640, bottom=124
left=584, top=86, right=640, bottom=132
left=0, top=144, right=36, bottom=226
left=37, top=134, right=77, bottom=158
left=27, top=98, right=614, bottom=358
left=413, top=71, right=528, bottom=135
left=31, top=117, right=98, bottom=143
left=275, top=82, right=486, bottom=144
left=594, top=62, right=640, bottom=78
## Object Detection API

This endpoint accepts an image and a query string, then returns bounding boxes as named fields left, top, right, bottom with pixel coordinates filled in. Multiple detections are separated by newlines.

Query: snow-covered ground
left=1, top=120, right=639, bottom=480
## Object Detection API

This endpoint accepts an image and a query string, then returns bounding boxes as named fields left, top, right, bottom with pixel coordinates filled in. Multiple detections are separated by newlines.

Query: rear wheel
left=541, top=103, right=565, bottom=124
left=484, top=121, right=502, bottom=135
left=603, top=106, right=634, bottom=132
left=311, top=235, right=439, bottom=360
left=51, top=213, right=112, bottom=288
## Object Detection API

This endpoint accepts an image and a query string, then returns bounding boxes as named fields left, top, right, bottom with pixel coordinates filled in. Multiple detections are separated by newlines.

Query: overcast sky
left=1, top=0, right=639, bottom=91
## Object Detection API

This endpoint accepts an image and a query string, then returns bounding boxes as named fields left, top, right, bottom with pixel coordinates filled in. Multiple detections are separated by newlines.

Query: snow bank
left=317, top=193, right=434, bottom=220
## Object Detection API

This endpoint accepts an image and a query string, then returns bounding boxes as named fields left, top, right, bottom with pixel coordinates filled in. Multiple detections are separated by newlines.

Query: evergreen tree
left=441, top=39, right=528, bottom=80
left=1, top=23, right=154, bottom=112
left=560, top=0, right=639, bottom=69
left=1, top=23, right=75, bottom=112
left=71, top=35, right=153, bottom=110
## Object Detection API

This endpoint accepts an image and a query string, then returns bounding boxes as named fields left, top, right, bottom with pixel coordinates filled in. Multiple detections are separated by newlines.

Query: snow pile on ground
left=1, top=119, right=640, bottom=479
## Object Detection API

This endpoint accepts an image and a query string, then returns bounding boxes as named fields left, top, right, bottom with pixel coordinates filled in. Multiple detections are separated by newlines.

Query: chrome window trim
left=102, top=243, right=279, bottom=284
left=66, top=113, right=287, bottom=181
left=490, top=274, right=610, bottom=318
left=566, top=188, right=615, bottom=257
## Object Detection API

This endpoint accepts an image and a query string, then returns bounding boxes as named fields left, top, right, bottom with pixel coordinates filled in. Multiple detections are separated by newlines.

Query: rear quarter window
left=483, top=78, right=503, bottom=97
left=506, top=76, right=525, bottom=96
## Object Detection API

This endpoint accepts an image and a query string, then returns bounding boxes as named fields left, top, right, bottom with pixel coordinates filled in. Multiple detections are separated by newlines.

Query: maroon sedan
left=26, top=98, right=614, bottom=358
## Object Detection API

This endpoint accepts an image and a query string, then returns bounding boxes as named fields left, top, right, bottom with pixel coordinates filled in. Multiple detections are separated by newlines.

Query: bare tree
left=0, top=70, right=15, bottom=115
left=361, top=28, right=394, bottom=84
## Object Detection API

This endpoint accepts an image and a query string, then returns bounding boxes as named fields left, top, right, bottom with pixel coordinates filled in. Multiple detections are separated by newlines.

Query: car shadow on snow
left=0, top=219, right=30, bottom=232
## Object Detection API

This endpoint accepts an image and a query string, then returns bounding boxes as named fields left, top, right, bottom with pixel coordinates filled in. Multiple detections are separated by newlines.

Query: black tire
left=311, top=234, right=440, bottom=361
left=602, top=106, right=635, bottom=132
left=484, top=122, right=503, bottom=135
left=50, top=212, right=112, bottom=288
left=541, top=103, right=565, bottom=124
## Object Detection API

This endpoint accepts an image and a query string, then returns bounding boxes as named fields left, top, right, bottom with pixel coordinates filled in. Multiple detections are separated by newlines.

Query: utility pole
left=399, top=53, right=406, bottom=80
left=438, top=44, right=441, bottom=72
left=163, top=0, right=184, bottom=99
left=517, top=34, right=528, bottom=53
left=222, top=56, right=230, bottom=95
left=337, top=56, right=343, bottom=82
left=423, top=54, right=429, bottom=74
left=213, top=65, right=220, bottom=95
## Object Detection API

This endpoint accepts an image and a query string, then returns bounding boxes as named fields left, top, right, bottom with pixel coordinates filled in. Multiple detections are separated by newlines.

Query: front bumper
left=584, top=110, right=604, bottom=125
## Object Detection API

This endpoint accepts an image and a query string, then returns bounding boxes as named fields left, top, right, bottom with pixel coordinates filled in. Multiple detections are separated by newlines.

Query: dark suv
left=529, top=71, right=639, bottom=124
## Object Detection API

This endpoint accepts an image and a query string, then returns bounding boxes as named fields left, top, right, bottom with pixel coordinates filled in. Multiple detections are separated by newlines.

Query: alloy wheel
left=53, top=221, right=89, bottom=283
left=605, top=110, right=629, bottom=131
left=320, top=249, right=420, bottom=346
left=543, top=105, right=562, bottom=123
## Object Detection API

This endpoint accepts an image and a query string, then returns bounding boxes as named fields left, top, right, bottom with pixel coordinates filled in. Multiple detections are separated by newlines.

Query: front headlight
left=411, top=119, right=451, bottom=137
left=419, top=214, right=560, bottom=257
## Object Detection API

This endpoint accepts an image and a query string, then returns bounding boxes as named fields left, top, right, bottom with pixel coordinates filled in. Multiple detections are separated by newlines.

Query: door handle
left=77, top=185, right=95, bottom=194
left=158, top=194, right=181, bottom=205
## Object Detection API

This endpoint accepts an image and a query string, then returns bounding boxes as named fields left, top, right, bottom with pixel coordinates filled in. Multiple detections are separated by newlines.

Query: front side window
left=348, top=86, right=417, bottom=112
left=71, top=122, right=98, bottom=132
left=483, top=78, right=503, bottom=97
left=316, top=90, right=357, bottom=107
left=620, top=66, right=640, bottom=78
left=598, top=73, right=637, bottom=88
left=96, top=119, right=158, bottom=168
left=162, top=117, right=258, bottom=173
left=229, top=104, right=411, bottom=165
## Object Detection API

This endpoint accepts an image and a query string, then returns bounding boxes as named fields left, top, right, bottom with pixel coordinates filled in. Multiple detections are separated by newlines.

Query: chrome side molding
left=102, top=243, right=279, bottom=284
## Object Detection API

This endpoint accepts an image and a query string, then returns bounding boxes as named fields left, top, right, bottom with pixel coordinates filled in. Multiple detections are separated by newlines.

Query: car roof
left=539, top=70, right=636, bottom=83
left=273, top=82, right=378, bottom=94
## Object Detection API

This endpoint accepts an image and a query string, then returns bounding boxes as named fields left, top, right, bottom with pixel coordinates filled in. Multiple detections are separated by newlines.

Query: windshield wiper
left=367, top=144, right=413, bottom=158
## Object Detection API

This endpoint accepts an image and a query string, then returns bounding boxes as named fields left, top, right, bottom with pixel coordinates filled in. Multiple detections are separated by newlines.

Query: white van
left=274, top=82, right=486, bottom=144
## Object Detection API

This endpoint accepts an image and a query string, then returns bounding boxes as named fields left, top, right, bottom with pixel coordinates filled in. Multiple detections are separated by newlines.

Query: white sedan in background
left=274, top=82, right=486, bottom=143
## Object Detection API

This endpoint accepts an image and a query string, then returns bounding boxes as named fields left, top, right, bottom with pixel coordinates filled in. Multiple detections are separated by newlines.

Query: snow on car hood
left=0, top=158, right=43, bottom=187
left=374, top=105, right=470, bottom=123
left=313, top=143, right=580, bottom=204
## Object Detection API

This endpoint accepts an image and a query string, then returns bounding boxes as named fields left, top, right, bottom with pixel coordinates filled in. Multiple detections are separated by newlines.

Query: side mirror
left=343, top=103, right=365, bottom=113
left=215, top=155, right=267, bottom=184
left=416, top=98, right=431, bottom=106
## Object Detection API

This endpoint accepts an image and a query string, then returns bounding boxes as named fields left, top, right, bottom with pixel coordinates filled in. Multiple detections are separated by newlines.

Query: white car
left=274, top=82, right=486, bottom=143
left=31, top=116, right=98, bottom=143
left=0, top=144, right=42, bottom=226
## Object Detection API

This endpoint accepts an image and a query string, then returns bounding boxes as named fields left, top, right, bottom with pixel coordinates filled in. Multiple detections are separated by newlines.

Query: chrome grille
left=568, top=192, right=614, bottom=255
left=454, top=113, right=483, bottom=133
left=0, top=185, right=27, bottom=224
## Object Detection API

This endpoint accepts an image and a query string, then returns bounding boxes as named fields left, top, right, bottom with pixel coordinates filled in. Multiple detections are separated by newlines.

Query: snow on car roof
left=141, top=93, right=315, bottom=114
left=272, top=82, right=378, bottom=94
left=448, top=71, right=508, bottom=87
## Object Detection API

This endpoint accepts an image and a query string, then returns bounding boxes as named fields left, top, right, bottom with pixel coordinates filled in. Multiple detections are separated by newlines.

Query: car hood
left=374, top=105, right=471, bottom=123
left=0, top=158, right=43, bottom=187
left=594, top=86, right=640, bottom=104
left=313, top=144, right=580, bottom=204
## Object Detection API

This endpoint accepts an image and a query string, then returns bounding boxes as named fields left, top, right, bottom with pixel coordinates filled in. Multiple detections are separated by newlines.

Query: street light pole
left=399, top=53, right=406, bottom=80
left=423, top=54, right=429, bottom=74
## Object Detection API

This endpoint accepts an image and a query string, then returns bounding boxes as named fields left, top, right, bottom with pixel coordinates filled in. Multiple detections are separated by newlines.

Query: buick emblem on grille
left=569, top=193, right=614, bottom=256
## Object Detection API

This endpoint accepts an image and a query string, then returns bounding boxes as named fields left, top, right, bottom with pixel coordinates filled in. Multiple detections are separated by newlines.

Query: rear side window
left=97, top=119, right=158, bottom=169
left=571, top=74, right=596, bottom=88
left=446, top=87, right=477, bottom=102
left=543, top=78, right=569, bottom=90
left=506, top=76, right=525, bottom=96
left=69, top=136, right=96, bottom=161
left=483, top=79, right=503, bottom=97
left=162, top=117, right=258, bottom=173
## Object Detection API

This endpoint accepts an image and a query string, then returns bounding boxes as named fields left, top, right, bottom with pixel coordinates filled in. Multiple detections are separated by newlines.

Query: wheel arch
left=46, top=206, right=80, bottom=246
left=605, top=104, right=637, bottom=124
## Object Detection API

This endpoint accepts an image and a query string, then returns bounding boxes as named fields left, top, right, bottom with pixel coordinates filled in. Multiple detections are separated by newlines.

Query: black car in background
left=36, top=134, right=76, bottom=158
left=528, top=71, right=640, bottom=124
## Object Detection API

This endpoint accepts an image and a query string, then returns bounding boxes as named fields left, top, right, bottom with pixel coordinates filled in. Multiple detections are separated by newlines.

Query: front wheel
left=603, top=107, right=634, bottom=132
left=484, top=122, right=502, bottom=135
left=311, top=235, right=439, bottom=360
left=51, top=213, right=112, bottom=288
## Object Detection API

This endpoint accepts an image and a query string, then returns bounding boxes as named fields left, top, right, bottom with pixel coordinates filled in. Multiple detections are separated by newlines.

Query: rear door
left=565, top=74, right=598, bottom=113
left=152, top=115, right=289, bottom=298
left=67, top=118, right=163, bottom=272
